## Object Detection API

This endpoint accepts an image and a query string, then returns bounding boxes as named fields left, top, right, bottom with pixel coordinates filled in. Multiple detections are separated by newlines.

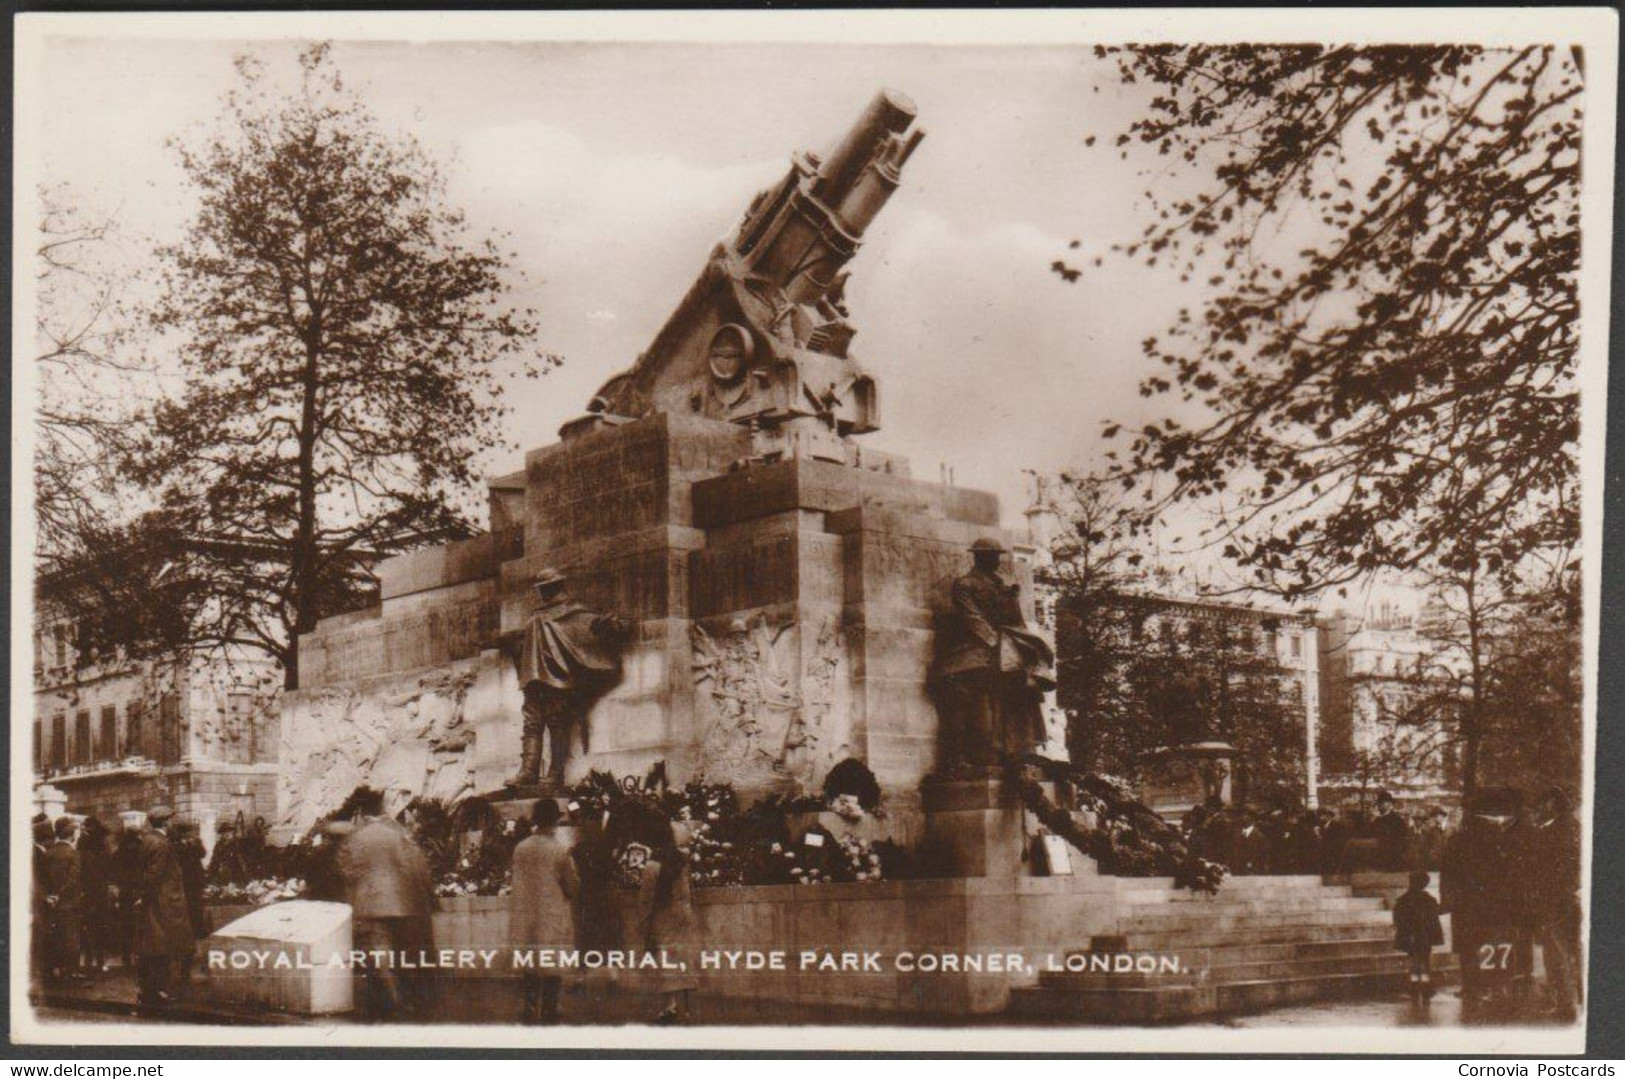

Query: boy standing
left=1394, top=869, right=1445, bottom=1003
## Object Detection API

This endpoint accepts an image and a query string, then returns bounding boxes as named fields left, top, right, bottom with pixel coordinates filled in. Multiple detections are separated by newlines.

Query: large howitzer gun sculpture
left=574, top=90, right=925, bottom=464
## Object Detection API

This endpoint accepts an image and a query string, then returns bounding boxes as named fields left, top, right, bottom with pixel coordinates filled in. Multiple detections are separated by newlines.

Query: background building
left=1315, top=587, right=1463, bottom=808
left=32, top=586, right=282, bottom=830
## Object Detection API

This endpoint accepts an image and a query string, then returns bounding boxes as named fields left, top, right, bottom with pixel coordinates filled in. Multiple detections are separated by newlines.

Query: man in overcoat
left=1441, top=787, right=1532, bottom=1013
left=337, top=787, right=437, bottom=1021
left=41, top=816, right=84, bottom=981
left=134, top=806, right=194, bottom=1008
left=509, top=799, right=579, bottom=1023
left=931, top=536, right=1056, bottom=771
left=507, top=568, right=632, bottom=788
left=31, top=817, right=53, bottom=981
left=1369, top=790, right=1415, bottom=871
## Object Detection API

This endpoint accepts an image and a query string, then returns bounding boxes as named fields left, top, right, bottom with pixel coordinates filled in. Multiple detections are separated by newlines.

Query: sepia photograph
left=9, top=8, right=1617, bottom=1055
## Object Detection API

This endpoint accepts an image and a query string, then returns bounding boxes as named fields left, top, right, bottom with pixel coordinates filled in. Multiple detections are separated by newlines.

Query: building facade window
left=127, top=699, right=145, bottom=759
left=159, top=692, right=181, bottom=765
left=99, top=705, right=116, bottom=761
left=50, top=714, right=66, bottom=771
left=74, top=710, right=91, bottom=765
left=33, top=721, right=42, bottom=771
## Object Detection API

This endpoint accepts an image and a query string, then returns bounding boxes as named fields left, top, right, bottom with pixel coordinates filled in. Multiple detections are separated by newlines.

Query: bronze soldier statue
left=931, top=537, right=1056, bottom=773
left=507, top=568, right=632, bottom=789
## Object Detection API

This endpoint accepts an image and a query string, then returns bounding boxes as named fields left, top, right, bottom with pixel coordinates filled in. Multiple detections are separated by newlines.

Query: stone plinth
left=279, top=408, right=1021, bottom=828
left=921, top=778, right=1046, bottom=879
left=428, top=868, right=1117, bottom=1016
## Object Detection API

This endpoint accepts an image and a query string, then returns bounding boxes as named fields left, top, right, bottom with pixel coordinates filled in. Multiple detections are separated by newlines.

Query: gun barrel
left=814, top=89, right=919, bottom=212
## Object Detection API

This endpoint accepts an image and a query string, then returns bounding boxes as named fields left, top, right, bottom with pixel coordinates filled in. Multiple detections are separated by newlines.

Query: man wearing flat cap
left=507, top=568, right=632, bottom=788
left=931, top=536, right=1056, bottom=772
left=132, top=805, right=194, bottom=1008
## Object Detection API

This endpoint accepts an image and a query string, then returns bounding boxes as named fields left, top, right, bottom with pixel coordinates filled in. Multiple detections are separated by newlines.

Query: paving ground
left=27, top=966, right=1575, bottom=1031
left=1224, top=992, right=1464, bottom=1028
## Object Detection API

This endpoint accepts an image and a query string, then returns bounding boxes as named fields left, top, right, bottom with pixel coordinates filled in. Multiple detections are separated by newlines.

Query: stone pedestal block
left=922, top=778, right=1043, bottom=879
left=207, top=900, right=353, bottom=1015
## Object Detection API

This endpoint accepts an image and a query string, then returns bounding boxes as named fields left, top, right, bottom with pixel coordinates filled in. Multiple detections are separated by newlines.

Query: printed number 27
left=1478, top=942, right=1513, bottom=970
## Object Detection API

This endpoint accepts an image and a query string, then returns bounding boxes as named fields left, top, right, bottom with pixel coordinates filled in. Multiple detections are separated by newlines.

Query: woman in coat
left=508, top=799, right=578, bottom=1024
left=632, top=820, right=697, bottom=1025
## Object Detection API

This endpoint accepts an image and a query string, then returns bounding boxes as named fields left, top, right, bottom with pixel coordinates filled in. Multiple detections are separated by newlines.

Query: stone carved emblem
left=707, top=322, right=753, bottom=385
left=689, top=614, right=848, bottom=789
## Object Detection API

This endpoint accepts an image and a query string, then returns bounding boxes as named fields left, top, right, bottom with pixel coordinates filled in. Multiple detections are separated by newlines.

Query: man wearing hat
left=41, top=816, right=85, bottom=982
left=506, top=568, right=632, bottom=788
left=132, top=806, right=194, bottom=1008
left=1369, top=790, right=1414, bottom=871
left=1526, top=785, right=1582, bottom=1019
left=930, top=536, right=1056, bottom=771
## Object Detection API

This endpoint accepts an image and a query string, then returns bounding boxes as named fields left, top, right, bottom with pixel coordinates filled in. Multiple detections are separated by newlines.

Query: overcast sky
left=37, top=37, right=1201, bottom=534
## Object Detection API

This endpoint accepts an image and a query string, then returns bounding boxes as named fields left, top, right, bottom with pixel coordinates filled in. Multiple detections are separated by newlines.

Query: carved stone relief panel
left=689, top=613, right=849, bottom=792
left=277, top=663, right=479, bottom=832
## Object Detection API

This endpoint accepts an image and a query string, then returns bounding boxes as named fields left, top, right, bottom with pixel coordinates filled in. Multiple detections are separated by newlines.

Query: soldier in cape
left=506, top=568, right=632, bottom=789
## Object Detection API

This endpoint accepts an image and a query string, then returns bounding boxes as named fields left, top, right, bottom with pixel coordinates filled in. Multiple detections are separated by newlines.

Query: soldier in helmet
left=506, top=568, right=632, bottom=789
left=931, top=536, right=1056, bottom=772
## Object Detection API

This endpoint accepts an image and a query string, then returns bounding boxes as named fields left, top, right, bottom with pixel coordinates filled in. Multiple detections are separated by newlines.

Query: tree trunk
left=287, top=306, right=323, bottom=691
left=1460, top=578, right=1485, bottom=800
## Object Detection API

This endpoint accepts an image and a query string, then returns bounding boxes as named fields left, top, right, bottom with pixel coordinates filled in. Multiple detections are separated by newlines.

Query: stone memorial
left=273, top=95, right=1084, bottom=1021
left=263, top=89, right=1418, bottom=1025
left=279, top=89, right=1056, bottom=842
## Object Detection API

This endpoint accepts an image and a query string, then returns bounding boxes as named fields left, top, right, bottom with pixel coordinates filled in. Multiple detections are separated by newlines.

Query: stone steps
left=1077, top=933, right=1394, bottom=965
left=1120, top=883, right=1356, bottom=903
left=1116, top=895, right=1383, bottom=916
left=1112, top=919, right=1405, bottom=951
left=1118, top=907, right=1393, bottom=935
left=1199, top=935, right=1410, bottom=964
left=1118, top=874, right=1334, bottom=895
left=1008, top=873, right=1450, bottom=1023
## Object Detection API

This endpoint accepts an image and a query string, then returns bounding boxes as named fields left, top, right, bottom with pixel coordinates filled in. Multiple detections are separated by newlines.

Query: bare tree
left=124, top=44, right=548, bottom=687
left=34, top=185, right=148, bottom=571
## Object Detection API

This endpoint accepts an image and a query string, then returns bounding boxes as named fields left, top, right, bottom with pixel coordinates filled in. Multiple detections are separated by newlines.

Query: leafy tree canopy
left=1060, top=45, right=1582, bottom=600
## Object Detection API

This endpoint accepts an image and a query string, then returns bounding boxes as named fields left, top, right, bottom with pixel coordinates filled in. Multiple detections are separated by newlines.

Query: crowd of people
left=1183, top=790, right=1454, bottom=877
left=33, top=775, right=1581, bottom=1026
left=322, top=786, right=696, bottom=1025
left=1182, top=783, right=1583, bottom=1022
left=31, top=805, right=208, bottom=1009
left=33, top=788, right=700, bottom=1026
